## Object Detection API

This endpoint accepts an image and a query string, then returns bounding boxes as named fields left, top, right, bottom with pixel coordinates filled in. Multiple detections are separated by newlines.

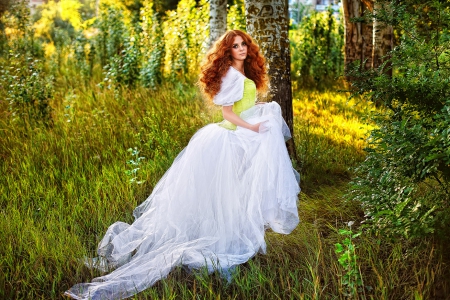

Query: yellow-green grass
left=0, top=76, right=447, bottom=299
left=292, top=90, right=375, bottom=194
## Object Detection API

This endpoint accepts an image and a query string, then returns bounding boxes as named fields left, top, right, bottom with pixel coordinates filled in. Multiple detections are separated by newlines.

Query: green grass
left=0, top=75, right=448, bottom=299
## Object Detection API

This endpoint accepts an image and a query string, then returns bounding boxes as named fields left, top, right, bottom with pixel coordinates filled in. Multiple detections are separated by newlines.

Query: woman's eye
left=242, top=42, right=247, bottom=47
left=232, top=44, right=238, bottom=49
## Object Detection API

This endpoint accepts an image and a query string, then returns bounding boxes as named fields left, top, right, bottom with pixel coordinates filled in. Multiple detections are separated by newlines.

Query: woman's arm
left=222, top=106, right=261, bottom=132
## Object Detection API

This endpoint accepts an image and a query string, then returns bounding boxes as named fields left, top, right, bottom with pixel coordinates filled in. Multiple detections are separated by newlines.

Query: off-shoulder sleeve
left=213, top=67, right=245, bottom=106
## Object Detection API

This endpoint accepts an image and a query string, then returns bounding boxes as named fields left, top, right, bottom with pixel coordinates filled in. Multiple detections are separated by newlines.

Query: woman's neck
left=231, top=60, right=245, bottom=75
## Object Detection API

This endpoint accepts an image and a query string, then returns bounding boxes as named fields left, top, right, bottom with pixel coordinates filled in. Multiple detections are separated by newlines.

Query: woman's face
left=230, top=35, right=248, bottom=62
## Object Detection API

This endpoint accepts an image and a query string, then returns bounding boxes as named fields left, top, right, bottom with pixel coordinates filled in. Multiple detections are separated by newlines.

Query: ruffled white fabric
left=213, top=67, right=245, bottom=106
left=65, top=102, right=300, bottom=300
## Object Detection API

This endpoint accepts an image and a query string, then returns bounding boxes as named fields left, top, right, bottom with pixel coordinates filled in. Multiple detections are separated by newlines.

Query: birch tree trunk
left=245, top=0, right=298, bottom=161
left=372, top=1, right=393, bottom=75
left=342, top=0, right=373, bottom=71
left=95, top=0, right=99, bottom=16
left=209, top=0, right=227, bottom=47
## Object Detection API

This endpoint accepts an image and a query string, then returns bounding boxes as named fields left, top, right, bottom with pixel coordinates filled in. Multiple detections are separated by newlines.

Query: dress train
left=65, top=101, right=300, bottom=300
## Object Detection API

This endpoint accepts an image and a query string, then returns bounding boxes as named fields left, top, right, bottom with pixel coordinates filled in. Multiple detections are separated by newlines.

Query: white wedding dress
left=65, top=67, right=300, bottom=300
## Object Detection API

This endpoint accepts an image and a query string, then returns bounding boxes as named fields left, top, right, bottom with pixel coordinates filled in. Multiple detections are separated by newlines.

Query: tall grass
left=0, top=76, right=212, bottom=299
left=0, top=76, right=447, bottom=299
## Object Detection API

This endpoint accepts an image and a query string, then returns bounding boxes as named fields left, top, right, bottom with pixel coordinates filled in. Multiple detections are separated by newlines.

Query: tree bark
left=245, top=0, right=298, bottom=162
left=342, top=0, right=373, bottom=71
left=372, top=1, right=393, bottom=75
left=95, top=0, right=100, bottom=16
left=209, top=0, right=227, bottom=47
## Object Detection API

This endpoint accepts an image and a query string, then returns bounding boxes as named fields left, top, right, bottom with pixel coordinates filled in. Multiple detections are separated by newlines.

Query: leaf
left=352, top=232, right=362, bottom=239
left=338, top=229, right=352, bottom=235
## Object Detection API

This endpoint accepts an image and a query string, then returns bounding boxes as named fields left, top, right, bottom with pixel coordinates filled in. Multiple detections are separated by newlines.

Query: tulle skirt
left=65, top=102, right=300, bottom=300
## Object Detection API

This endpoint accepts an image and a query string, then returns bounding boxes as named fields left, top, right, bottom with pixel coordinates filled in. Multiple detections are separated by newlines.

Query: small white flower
left=347, top=221, right=355, bottom=227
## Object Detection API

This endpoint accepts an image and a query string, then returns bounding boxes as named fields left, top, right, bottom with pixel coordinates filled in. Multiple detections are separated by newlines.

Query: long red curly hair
left=198, top=30, right=268, bottom=101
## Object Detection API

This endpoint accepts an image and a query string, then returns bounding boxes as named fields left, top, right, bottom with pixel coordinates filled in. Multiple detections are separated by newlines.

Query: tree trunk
left=284, top=0, right=289, bottom=21
left=95, top=0, right=100, bottom=16
left=245, top=0, right=298, bottom=162
left=342, top=0, right=373, bottom=71
left=372, top=1, right=393, bottom=75
left=209, top=0, right=227, bottom=47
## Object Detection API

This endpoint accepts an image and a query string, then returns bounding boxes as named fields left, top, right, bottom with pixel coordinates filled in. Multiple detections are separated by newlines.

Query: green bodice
left=218, top=78, right=256, bottom=130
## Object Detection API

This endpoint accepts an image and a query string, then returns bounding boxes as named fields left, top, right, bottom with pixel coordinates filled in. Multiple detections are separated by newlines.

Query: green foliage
left=125, top=147, right=146, bottom=185
left=96, top=3, right=141, bottom=87
left=1, top=54, right=54, bottom=127
left=290, top=7, right=344, bottom=90
left=227, top=0, right=246, bottom=32
left=72, top=32, right=96, bottom=80
left=335, top=221, right=364, bottom=298
left=0, top=79, right=210, bottom=299
left=162, top=0, right=208, bottom=79
left=139, top=1, right=163, bottom=88
left=347, top=0, right=450, bottom=239
left=5, top=0, right=29, bottom=35
left=95, top=4, right=127, bottom=65
left=1, top=0, right=448, bottom=298
left=0, top=2, right=52, bottom=127
left=33, top=0, right=80, bottom=43
left=153, top=0, right=178, bottom=14
left=0, top=0, right=41, bottom=56
left=104, top=34, right=141, bottom=86
left=93, top=0, right=208, bottom=86
left=0, top=0, right=11, bottom=16
left=2, top=78, right=446, bottom=298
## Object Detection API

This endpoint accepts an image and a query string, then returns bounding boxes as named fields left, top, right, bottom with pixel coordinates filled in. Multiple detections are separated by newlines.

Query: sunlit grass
left=0, top=76, right=447, bottom=299
left=292, top=90, right=375, bottom=193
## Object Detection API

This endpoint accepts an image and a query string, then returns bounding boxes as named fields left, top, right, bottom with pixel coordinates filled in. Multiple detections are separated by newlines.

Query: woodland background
left=0, top=0, right=449, bottom=299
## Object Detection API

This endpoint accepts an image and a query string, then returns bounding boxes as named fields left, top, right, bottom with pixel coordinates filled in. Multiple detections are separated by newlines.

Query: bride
left=65, top=30, right=300, bottom=300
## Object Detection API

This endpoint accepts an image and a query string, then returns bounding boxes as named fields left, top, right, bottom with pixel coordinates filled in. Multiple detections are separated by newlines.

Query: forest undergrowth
left=1, top=72, right=448, bottom=299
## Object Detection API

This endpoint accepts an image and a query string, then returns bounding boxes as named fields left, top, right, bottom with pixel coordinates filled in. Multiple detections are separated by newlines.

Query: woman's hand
left=249, top=121, right=269, bottom=133
left=249, top=123, right=261, bottom=133
left=222, top=106, right=268, bottom=133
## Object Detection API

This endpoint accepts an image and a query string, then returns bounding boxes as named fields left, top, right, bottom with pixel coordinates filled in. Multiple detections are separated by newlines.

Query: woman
left=65, top=30, right=300, bottom=300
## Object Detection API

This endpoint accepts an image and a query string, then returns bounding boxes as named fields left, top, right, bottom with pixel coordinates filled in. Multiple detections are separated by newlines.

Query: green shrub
left=227, top=0, right=246, bottom=32
left=139, top=1, right=164, bottom=88
left=1, top=54, right=54, bottom=127
left=162, top=0, right=208, bottom=80
left=72, top=32, right=95, bottom=80
left=96, top=4, right=141, bottom=87
left=347, top=0, right=450, bottom=239
left=290, top=7, right=344, bottom=90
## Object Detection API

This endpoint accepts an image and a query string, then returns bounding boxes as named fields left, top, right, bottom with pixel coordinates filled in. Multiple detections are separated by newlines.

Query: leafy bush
left=1, top=54, right=54, bottom=127
left=0, top=0, right=41, bottom=56
left=227, top=0, right=246, bottom=32
left=162, top=0, right=208, bottom=79
left=139, top=0, right=164, bottom=88
left=290, top=7, right=344, bottom=90
left=72, top=32, right=95, bottom=80
left=347, top=0, right=450, bottom=239
left=0, top=1, right=52, bottom=127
